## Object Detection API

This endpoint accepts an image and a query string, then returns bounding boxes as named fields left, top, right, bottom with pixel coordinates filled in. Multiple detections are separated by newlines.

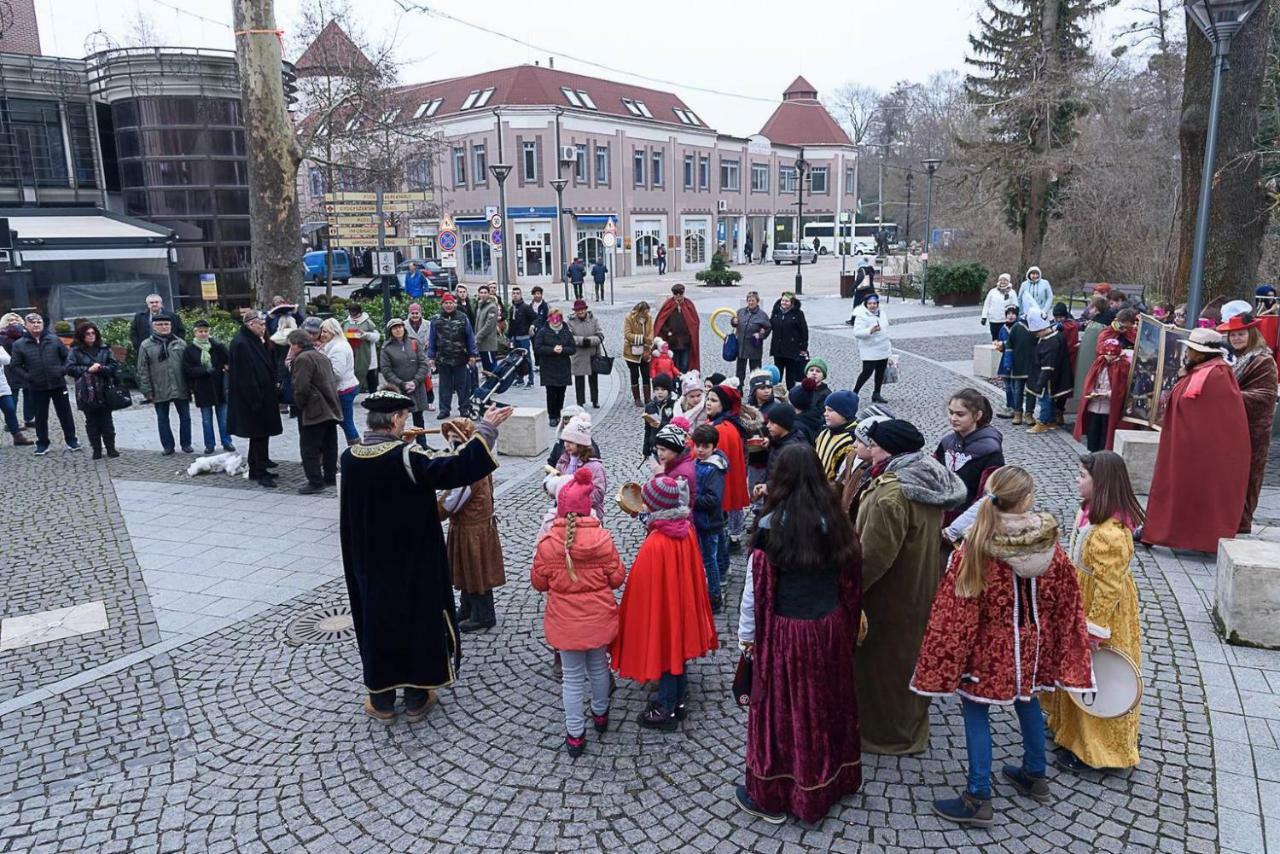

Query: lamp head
left=489, top=163, right=512, bottom=182
left=1186, top=0, right=1264, bottom=53
left=922, top=157, right=942, bottom=175
left=549, top=178, right=568, bottom=192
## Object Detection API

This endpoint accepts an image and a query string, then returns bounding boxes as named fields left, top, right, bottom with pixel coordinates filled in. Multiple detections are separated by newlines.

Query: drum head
left=1067, top=647, right=1143, bottom=719
left=616, top=482, right=644, bottom=516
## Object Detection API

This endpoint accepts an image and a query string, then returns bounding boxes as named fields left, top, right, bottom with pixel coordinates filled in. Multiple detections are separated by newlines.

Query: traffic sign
left=374, top=251, right=397, bottom=276
left=489, top=213, right=503, bottom=230
left=324, top=192, right=376, bottom=202
left=438, top=231, right=458, bottom=252
left=492, top=245, right=503, bottom=256
left=491, top=229, right=503, bottom=247
left=440, top=249, right=458, bottom=268
left=605, top=218, right=617, bottom=234
left=325, top=203, right=420, bottom=214
left=441, top=215, right=455, bottom=232
left=381, top=192, right=432, bottom=202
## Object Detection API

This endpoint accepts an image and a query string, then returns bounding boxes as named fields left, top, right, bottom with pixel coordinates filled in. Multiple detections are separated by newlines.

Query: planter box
left=932, top=292, right=982, bottom=307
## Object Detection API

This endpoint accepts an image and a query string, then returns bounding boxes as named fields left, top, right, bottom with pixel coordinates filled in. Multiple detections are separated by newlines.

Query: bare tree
left=828, top=83, right=881, bottom=145
left=122, top=11, right=164, bottom=47
left=233, top=0, right=304, bottom=307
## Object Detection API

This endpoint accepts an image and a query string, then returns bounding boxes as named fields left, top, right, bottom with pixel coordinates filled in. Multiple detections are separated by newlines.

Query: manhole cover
left=285, top=604, right=356, bottom=645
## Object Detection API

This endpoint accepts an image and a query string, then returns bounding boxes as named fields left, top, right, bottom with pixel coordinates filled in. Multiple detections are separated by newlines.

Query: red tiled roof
left=784, top=75, right=818, bottom=98
left=759, top=77, right=852, bottom=147
left=293, top=21, right=377, bottom=78
left=379, top=64, right=710, bottom=130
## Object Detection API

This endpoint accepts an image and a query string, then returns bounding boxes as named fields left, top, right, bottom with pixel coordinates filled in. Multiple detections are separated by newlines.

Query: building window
left=845, top=167, right=856, bottom=194
left=683, top=154, right=694, bottom=189
left=574, top=144, right=588, bottom=182
left=652, top=150, right=664, bottom=187
left=633, top=149, right=646, bottom=187
left=407, top=158, right=432, bottom=190
left=720, top=159, right=740, bottom=192
left=473, top=143, right=487, bottom=183
left=413, top=98, right=442, bottom=119
left=461, top=87, right=495, bottom=110
left=673, top=108, right=700, bottom=126
left=780, top=166, right=798, bottom=193
left=809, top=167, right=829, bottom=194
left=561, top=87, right=583, bottom=107
left=522, top=140, right=537, bottom=183
left=595, top=143, right=609, bottom=185
left=577, top=91, right=597, bottom=110
left=452, top=146, right=466, bottom=186
left=698, top=155, right=709, bottom=190
left=5, top=99, right=68, bottom=186
left=308, top=166, right=326, bottom=198
left=750, top=163, right=768, bottom=192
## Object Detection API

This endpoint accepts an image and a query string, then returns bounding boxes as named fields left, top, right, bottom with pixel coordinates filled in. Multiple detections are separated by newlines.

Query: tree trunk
left=1021, top=0, right=1062, bottom=273
left=233, top=0, right=303, bottom=308
left=1174, top=1, right=1276, bottom=308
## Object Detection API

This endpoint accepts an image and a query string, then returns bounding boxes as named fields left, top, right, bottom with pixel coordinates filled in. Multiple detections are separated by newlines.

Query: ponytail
left=954, top=465, right=1035, bottom=598
left=563, top=513, right=579, bottom=582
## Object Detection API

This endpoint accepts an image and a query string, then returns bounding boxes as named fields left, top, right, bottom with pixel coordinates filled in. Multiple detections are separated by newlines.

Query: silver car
left=773, top=242, right=818, bottom=265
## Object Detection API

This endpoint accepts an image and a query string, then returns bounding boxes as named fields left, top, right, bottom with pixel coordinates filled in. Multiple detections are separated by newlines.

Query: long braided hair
left=563, top=513, right=580, bottom=582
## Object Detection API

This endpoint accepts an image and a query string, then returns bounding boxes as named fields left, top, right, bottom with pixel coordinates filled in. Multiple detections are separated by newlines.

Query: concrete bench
left=973, top=344, right=1001, bottom=379
left=495, top=406, right=549, bottom=457
left=1114, top=429, right=1159, bottom=494
left=1215, top=538, right=1280, bottom=648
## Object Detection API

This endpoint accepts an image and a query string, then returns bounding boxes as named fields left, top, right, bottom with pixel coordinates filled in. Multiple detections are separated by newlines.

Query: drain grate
left=285, top=604, right=356, bottom=645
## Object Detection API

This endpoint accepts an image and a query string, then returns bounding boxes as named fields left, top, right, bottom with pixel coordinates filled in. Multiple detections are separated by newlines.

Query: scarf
left=193, top=336, right=212, bottom=367
left=150, top=332, right=174, bottom=361
left=646, top=505, right=691, bottom=539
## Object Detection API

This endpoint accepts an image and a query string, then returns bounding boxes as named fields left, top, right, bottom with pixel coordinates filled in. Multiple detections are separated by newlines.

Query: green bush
left=695, top=251, right=743, bottom=287
left=925, top=261, right=990, bottom=297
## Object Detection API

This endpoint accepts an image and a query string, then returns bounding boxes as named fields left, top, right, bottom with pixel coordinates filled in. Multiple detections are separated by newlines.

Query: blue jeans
left=199, top=403, right=233, bottom=450
left=154, top=399, right=191, bottom=451
left=1035, top=390, right=1056, bottom=424
left=338, top=386, right=359, bottom=442
left=657, top=671, right=687, bottom=711
left=438, top=363, right=472, bottom=417
left=0, top=393, right=17, bottom=434
left=961, top=697, right=1047, bottom=798
left=697, top=529, right=723, bottom=600
left=727, top=508, right=745, bottom=539
left=1003, top=377, right=1026, bottom=412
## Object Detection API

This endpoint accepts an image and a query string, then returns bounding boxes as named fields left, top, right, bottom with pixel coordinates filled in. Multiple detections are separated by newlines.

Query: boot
left=12, top=431, right=33, bottom=446
left=1028, top=420, right=1055, bottom=435
left=631, top=384, right=642, bottom=406
left=1011, top=412, right=1024, bottom=426
left=458, top=589, right=496, bottom=632
left=642, top=383, right=651, bottom=405
left=105, top=436, right=120, bottom=458
left=458, top=592, right=473, bottom=623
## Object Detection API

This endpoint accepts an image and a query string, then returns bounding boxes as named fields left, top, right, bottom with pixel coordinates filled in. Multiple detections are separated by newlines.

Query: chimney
left=549, top=57, right=555, bottom=69
left=534, top=60, right=539, bottom=66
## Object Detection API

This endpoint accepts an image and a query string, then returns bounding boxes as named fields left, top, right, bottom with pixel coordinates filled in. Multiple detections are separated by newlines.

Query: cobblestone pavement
left=0, top=295, right=1257, bottom=852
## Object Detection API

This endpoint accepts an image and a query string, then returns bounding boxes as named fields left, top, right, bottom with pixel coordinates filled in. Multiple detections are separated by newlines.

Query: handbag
left=105, top=378, right=133, bottom=411
left=722, top=331, right=739, bottom=362
left=732, top=650, right=753, bottom=707
left=74, top=373, right=104, bottom=411
left=884, top=352, right=900, bottom=384
left=590, top=339, right=615, bottom=375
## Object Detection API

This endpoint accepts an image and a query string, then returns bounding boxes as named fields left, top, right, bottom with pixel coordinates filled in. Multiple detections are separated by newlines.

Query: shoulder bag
left=590, top=339, right=615, bottom=376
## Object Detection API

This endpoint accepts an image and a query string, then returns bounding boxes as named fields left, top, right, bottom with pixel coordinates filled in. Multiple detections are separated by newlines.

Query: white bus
left=802, top=221, right=898, bottom=255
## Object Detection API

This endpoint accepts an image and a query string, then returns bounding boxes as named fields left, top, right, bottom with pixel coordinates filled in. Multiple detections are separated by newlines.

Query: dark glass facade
left=111, top=96, right=251, bottom=305
left=0, top=97, right=98, bottom=189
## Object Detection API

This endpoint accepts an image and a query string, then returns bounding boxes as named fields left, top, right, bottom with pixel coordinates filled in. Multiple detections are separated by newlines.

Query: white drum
left=1068, top=647, right=1143, bottom=719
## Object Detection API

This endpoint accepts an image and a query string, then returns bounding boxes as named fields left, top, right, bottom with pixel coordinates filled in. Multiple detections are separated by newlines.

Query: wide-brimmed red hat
left=1217, top=313, right=1261, bottom=333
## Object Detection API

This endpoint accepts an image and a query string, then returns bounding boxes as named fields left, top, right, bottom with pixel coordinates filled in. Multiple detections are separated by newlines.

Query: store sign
left=200, top=273, right=218, bottom=301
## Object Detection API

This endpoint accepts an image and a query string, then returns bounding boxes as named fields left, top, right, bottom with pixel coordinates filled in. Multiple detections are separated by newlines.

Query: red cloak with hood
left=1072, top=339, right=1131, bottom=451
left=1142, top=357, right=1250, bottom=553
left=710, top=386, right=750, bottom=511
left=655, top=296, right=701, bottom=372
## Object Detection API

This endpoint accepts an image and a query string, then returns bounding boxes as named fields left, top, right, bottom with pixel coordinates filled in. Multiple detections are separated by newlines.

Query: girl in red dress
left=610, top=475, right=718, bottom=731
left=911, top=465, right=1093, bottom=827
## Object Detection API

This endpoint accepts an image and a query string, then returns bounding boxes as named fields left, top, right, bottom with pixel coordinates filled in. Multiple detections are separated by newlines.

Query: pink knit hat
left=557, top=467, right=595, bottom=517
left=642, top=475, right=686, bottom=512
left=560, top=413, right=592, bottom=447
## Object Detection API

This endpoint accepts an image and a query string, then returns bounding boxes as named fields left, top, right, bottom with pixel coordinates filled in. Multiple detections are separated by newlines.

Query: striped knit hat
left=642, top=475, right=686, bottom=512
left=654, top=421, right=689, bottom=453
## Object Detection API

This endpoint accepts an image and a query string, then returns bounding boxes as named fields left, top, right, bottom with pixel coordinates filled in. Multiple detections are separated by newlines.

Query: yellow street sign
left=325, top=203, right=421, bottom=213
left=323, top=192, right=376, bottom=202
left=382, top=192, right=433, bottom=202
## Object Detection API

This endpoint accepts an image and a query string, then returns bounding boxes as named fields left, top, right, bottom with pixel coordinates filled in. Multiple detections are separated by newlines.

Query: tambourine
left=642, top=412, right=661, bottom=428
left=1067, top=646, right=1143, bottom=719
left=710, top=308, right=736, bottom=341
left=616, top=481, right=644, bottom=516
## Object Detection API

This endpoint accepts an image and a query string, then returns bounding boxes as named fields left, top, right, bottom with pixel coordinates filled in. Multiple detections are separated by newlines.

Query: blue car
left=303, top=249, right=351, bottom=285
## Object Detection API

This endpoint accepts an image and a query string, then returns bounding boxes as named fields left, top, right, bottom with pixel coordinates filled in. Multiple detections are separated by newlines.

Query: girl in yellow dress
left=1045, top=450, right=1144, bottom=772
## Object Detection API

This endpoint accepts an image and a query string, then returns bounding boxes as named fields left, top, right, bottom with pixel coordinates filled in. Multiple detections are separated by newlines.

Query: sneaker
left=362, top=697, right=396, bottom=724
left=402, top=690, right=438, bottom=723
left=728, top=537, right=742, bottom=554
left=591, top=711, right=610, bottom=733
left=203, top=447, right=216, bottom=455
left=996, top=408, right=1013, bottom=419
left=161, top=448, right=176, bottom=456
left=34, top=444, right=50, bottom=456
left=66, top=440, right=82, bottom=451
left=426, top=403, right=436, bottom=411
left=437, top=412, right=451, bottom=421
left=1003, top=765, right=1051, bottom=802
left=565, top=733, right=586, bottom=758
left=637, top=701, right=679, bottom=732
left=931, top=790, right=994, bottom=826
left=298, top=482, right=325, bottom=495
left=734, top=785, right=786, bottom=825
left=181, top=445, right=195, bottom=454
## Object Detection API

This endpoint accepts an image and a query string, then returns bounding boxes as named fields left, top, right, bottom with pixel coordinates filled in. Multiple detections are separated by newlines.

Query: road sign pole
left=376, top=185, right=391, bottom=325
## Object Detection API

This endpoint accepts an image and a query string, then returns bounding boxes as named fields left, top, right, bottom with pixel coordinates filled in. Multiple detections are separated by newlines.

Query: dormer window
left=461, top=88, right=494, bottom=110
left=413, top=98, right=443, bottom=119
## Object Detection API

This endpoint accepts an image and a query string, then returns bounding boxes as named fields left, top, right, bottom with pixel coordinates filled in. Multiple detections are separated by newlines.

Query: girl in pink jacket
left=531, top=467, right=627, bottom=758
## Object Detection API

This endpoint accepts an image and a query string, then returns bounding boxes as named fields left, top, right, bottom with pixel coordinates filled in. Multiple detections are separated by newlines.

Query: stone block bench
left=1215, top=538, right=1280, bottom=648
left=1114, top=429, right=1159, bottom=494
left=496, top=406, right=549, bottom=458
left=973, top=344, right=1001, bottom=379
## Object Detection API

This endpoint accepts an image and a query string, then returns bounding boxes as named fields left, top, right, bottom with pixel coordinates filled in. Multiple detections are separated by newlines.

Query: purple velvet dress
left=745, top=550, right=863, bottom=823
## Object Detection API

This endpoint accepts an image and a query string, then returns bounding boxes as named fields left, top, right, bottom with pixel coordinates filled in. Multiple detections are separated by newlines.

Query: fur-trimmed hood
left=991, top=511, right=1059, bottom=579
left=883, top=451, right=967, bottom=510
left=739, top=402, right=764, bottom=434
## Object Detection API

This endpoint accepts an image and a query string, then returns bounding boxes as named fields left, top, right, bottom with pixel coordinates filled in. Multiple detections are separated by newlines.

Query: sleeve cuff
left=1087, top=621, right=1111, bottom=640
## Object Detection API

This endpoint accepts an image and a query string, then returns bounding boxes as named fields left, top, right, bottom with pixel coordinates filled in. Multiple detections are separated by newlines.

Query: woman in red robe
left=1072, top=337, right=1131, bottom=451
left=1142, top=329, right=1250, bottom=553
left=654, top=284, right=701, bottom=373
left=1219, top=314, right=1279, bottom=533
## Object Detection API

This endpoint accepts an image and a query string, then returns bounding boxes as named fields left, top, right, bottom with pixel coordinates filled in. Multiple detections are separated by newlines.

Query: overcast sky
left=38, top=0, right=1182, bottom=135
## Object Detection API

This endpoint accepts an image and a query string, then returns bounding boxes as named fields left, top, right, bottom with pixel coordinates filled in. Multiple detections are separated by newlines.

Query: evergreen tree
left=964, top=0, right=1108, bottom=270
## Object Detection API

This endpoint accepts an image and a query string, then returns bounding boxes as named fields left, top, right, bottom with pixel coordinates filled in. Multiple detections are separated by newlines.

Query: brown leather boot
left=631, top=384, right=642, bottom=406
left=12, top=431, right=33, bottom=446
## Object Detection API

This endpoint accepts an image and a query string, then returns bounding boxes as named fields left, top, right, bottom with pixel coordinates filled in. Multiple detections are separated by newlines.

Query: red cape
left=715, top=419, right=750, bottom=510
left=1072, top=354, right=1131, bottom=450
left=1142, top=359, right=1250, bottom=553
left=654, top=297, right=701, bottom=373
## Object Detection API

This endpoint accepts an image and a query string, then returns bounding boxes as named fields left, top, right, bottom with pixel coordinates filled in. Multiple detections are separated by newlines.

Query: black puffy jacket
left=769, top=301, right=809, bottom=360
left=10, top=332, right=69, bottom=391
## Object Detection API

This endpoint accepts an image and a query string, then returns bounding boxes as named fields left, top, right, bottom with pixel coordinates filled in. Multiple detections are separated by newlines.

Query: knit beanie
left=748, top=370, right=773, bottom=394
left=854, top=414, right=889, bottom=445
left=867, top=418, right=925, bottom=455
left=557, top=467, right=595, bottom=517
left=652, top=373, right=673, bottom=392
left=825, top=389, right=860, bottom=421
left=1052, top=302, right=1069, bottom=319
left=804, top=357, right=829, bottom=379
left=766, top=402, right=796, bottom=431
left=708, top=385, right=741, bottom=415
left=707, top=372, right=726, bottom=386
left=654, top=421, right=689, bottom=452
left=788, top=377, right=818, bottom=411
left=681, top=371, right=702, bottom=396
left=764, top=364, right=781, bottom=384
left=560, top=413, right=592, bottom=447
left=642, top=475, right=686, bottom=512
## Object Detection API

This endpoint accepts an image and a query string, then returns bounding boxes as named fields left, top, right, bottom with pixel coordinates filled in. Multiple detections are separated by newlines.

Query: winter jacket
left=622, top=310, right=654, bottom=364
left=528, top=299, right=550, bottom=332
left=534, top=323, right=576, bottom=387
left=981, top=286, right=1019, bottom=324
left=427, top=311, right=477, bottom=367
left=1007, top=322, right=1037, bottom=379
left=531, top=516, right=626, bottom=651
left=642, top=395, right=676, bottom=458
left=769, top=302, right=809, bottom=360
left=342, top=314, right=381, bottom=374
left=506, top=300, right=539, bottom=339
left=380, top=335, right=430, bottom=412
left=566, top=261, right=587, bottom=286
left=404, top=317, right=432, bottom=354
left=693, top=450, right=729, bottom=533
left=64, top=344, right=120, bottom=410
left=0, top=347, right=11, bottom=397
left=662, top=448, right=697, bottom=505
left=10, top=331, right=70, bottom=392
left=996, top=322, right=1016, bottom=376
left=934, top=425, right=1005, bottom=510
left=226, top=326, right=283, bottom=439
left=555, top=454, right=608, bottom=520
left=765, top=427, right=807, bottom=480
left=136, top=335, right=189, bottom=403
left=852, top=304, right=892, bottom=360
left=591, top=262, right=607, bottom=285
left=403, top=269, right=427, bottom=299
left=567, top=312, right=604, bottom=376
left=650, top=352, right=677, bottom=380
left=131, top=310, right=185, bottom=351
left=323, top=338, right=359, bottom=391
left=290, top=346, right=342, bottom=427
left=1, top=323, right=24, bottom=392
left=733, top=306, right=771, bottom=360
left=1018, top=273, right=1053, bottom=320
left=474, top=299, right=503, bottom=352
left=182, top=340, right=230, bottom=408
left=815, top=420, right=859, bottom=482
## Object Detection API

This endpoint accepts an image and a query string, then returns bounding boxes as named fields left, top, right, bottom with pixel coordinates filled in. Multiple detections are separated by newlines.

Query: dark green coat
left=1007, top=322, right=1037, bottom=379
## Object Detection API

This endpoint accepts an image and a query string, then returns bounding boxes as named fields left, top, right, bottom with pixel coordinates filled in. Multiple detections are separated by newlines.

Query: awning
left=574, top=215, right=617, bottom=225
left=507, top=206, right=558, bottom=220
left=454, top=217, right=488, bottom=228
left=10, top=214, right=168, bottom=241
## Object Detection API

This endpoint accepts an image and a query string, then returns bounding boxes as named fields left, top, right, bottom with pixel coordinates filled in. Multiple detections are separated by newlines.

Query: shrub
left=924, top=261, right=990, bottom=297
left=695, top=251, right=743, bottom=287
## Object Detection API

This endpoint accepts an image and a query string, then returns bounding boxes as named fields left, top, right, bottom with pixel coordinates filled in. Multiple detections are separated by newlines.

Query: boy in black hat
left=642, top=373, right=676, bottom=461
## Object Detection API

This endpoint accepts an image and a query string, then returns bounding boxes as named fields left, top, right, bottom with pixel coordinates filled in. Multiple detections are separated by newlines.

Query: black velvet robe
left=339, top=433, right=498, bottom=693
left=1028, top=330, right=1074, bottom=400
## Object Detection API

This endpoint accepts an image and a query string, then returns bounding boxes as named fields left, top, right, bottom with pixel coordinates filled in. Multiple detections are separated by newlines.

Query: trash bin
left=840, top=272, right=856, bottom=299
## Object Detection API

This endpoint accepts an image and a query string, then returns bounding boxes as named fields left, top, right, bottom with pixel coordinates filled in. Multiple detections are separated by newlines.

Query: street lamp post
left=550, top=177, right=569, bottom=302
left=794, top=150, right=808, bottom=296
left=489, top=163, right=512, bottom=305
left=904, top=172, right=914, bottom=245
left=920, top=158, right=941, bottom=305
left=1183, top=0, right=1264, bottom=328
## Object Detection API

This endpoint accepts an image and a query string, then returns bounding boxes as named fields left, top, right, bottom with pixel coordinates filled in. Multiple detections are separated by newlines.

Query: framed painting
left=1153, top=325, right=1189, bottom=427
left=1121, top=314, right=1163, bottom=427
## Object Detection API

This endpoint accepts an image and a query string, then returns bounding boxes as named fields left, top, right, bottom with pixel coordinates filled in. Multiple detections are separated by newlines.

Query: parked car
left=397, top=259, right=458, bottom=293
left=303, top=249, right=351, bottom=285
left=773, top=242, right=818, bottom=265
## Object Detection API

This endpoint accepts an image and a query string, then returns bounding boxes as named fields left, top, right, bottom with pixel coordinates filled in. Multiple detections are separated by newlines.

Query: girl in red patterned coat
left=911, top=465, right=1093, bottom=827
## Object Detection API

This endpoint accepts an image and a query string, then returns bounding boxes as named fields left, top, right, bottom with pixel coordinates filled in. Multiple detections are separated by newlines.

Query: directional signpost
left=323, top=190, right=433, bottom=322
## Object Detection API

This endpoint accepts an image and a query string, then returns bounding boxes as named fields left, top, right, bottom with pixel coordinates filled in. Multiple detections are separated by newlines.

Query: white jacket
left=852, top=305, right=892, bottom=360
left=982, top=286, right=1019, bottom=323
left=323, top=337, right=359, bottom=392
left=0, top=347, right=10, bottom=397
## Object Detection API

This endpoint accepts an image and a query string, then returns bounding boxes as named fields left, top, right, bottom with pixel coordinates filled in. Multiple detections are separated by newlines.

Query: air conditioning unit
left=560, top=146, right=577, bottom=163
left=717, top=199, right=728, bottom=212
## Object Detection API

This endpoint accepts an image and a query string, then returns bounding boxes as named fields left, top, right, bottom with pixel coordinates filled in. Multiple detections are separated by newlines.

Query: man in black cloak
left=339, top=389, right=512, bottom=722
